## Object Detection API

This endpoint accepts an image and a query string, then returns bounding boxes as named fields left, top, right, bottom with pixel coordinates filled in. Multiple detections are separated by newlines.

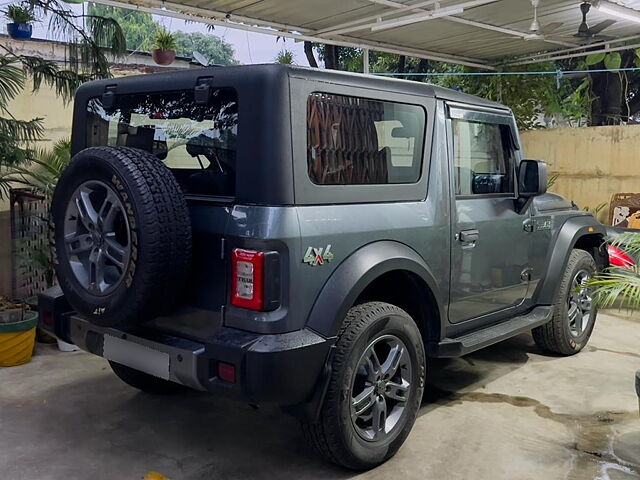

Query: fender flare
left=535, top=215, right=606, bottom=305
left=306, top=240, right=444, bottom=338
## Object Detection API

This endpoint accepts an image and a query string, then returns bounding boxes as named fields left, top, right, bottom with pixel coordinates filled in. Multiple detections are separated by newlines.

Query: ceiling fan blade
left=589, top=19, right=617, bottom=35
left=539, top=21, right=563, bottom=34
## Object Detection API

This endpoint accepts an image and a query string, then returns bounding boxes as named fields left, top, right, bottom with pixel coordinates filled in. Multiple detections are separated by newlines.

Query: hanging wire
left=372, top=67, right=640, bottom=77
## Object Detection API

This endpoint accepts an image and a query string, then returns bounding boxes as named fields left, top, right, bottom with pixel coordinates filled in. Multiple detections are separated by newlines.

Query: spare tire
left=50, top=147, right=192, bottom=328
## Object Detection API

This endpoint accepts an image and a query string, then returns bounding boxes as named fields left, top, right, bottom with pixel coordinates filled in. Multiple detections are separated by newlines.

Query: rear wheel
left=109, top=361, right=187, bottom=395
left=532, top=249, right=598, bottom=355
left=302, top=302, right=425, bottom=470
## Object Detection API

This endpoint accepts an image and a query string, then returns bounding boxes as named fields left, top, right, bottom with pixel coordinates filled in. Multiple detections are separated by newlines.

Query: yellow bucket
left=0, top=311, right=38, bottom=367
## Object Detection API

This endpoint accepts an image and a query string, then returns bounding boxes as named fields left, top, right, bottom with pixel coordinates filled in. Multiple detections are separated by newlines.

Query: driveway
left=1, top=311, right=639, bottom=479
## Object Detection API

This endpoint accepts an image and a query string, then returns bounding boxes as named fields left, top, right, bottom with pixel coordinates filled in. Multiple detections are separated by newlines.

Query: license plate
left=103, top=335, right=170, bottom=380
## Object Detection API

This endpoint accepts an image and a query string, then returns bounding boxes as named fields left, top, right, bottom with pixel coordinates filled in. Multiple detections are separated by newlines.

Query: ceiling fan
left=524, top=0, right=563, bottom=40
left=574, top=1, right=617, bottom=40
left=524, top=0, right=616, bottom=44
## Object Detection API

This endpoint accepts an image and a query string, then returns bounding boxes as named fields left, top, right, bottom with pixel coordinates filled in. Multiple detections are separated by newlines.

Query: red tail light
left=231, top=249, right=265, bottom=310
left=608, top=244, right=635, bottom=268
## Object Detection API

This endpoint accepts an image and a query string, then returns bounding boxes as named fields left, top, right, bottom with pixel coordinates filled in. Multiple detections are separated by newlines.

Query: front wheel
left=533, top=249, right=598, bottom=355
left=302, top=302, right=426, bottom=470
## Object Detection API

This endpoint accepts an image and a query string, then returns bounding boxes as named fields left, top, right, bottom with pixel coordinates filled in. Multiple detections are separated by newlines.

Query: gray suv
left=39, top=64, right=607, bottom=470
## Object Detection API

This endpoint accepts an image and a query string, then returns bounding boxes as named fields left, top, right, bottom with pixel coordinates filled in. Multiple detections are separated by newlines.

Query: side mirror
left=518, top=159, right=547, bottom=198
left=516, top=159, right=547, bottom=213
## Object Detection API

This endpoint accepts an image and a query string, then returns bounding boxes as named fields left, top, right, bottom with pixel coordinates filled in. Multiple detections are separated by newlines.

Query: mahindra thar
left=39, top=64, right=607, bottom=470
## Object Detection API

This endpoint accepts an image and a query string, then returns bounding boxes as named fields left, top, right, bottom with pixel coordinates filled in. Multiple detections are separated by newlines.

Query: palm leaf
left=610, top=232, right=640, bottom=258
left=588, top=265, right=640, bottom=309
left=0, top=116, right=45, bottom=143
left=0, top=58, right=25, bottom=111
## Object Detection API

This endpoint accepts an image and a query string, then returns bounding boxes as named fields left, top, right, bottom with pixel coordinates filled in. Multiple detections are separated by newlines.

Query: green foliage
left=173, top=31, right=238, bottom=65
left=586, top=53, right=606, bottom=66
left=88, top=3, right=159, bottom=52
left=588, top=233, right=640, bottom=309
left=153, top=29, right=177, bottom=51
left=547, top=173, right=559, bottom=189
left=589, top=265, right=640, bottom=309
left=604, top=52, right=622, bottom=71
left=274, top=49, right=295, bottom=65
left=1, top=0, right=124, bottom=200
left=5, top=4, right=36, bottom=23
left=433, top=63, right=590, bottom=130
left=582, top=202, right=608, bottom=216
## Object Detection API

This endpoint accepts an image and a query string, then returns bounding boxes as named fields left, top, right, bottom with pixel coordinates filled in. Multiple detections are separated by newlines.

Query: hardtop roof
left=77, top=63, right=510, bottom=113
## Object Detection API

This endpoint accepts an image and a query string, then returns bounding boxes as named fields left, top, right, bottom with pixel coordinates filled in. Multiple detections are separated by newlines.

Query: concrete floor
left=1, top=311, right=639, bottom=480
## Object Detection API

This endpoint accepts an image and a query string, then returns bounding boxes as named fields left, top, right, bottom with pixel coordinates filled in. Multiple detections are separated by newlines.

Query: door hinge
left=101, top=85, right=118, bottom=110
left=195, top=76, right=215, bottom=105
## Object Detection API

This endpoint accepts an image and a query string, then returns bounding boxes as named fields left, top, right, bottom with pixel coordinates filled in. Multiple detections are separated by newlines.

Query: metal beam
left=506, top=41, right=640, bottom=65
left=321, top=0, right=499, bottom=35
left=344, top=0, right=575, bottom=48
left=91, top=0, right=494, bottom=69
left=314, top=0, right=440, bottom=36
left=442, top=16, right=576, bottom=47
left=507, top=33, right=640, bottom=64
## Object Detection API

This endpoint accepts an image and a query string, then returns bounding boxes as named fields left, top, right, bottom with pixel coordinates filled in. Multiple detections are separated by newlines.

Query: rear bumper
left=56, top=313, right=333, bottom=406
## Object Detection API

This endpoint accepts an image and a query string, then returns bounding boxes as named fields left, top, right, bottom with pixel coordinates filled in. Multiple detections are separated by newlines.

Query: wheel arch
left=535, top=215, right=607, bottom=305
left=306, top=240, right=444, bottom=344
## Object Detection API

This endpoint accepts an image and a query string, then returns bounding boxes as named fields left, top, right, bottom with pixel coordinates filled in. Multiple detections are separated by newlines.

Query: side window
left=307, top=93, right=425, bottom=185
left=452, top=119, right=515, bottom=196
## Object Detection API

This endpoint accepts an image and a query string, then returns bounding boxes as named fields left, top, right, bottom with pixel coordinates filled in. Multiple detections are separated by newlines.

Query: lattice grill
left=10, top=189, right=51, bottom=301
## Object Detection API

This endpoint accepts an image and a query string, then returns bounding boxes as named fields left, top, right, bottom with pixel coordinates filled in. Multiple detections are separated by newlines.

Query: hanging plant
left=4, top=5, right=36, bottom=40
left=151, top=29, right=177, bottom=66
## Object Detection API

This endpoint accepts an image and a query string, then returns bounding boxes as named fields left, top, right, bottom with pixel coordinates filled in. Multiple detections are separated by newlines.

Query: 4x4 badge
left=303, top=245, right=334, bottom=266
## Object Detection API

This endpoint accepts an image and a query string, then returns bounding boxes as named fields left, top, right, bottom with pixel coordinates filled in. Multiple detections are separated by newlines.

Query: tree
left=88, top=3, right=159, bottom=53
left=0, top=0, right=125, bottom=199
left=584, top=50, right=640, bottom=126
left=173, top=31, right=237, bottom=65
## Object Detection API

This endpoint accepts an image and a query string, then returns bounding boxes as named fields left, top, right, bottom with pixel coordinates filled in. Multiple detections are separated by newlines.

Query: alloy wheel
left=568, top=269, right=594, bottom=337
left=350, top=334, right=412, bottom=442
left=63, top=180, right=131, bottom=296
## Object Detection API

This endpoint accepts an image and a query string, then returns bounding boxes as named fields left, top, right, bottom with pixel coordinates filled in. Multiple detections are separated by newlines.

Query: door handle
left=459, top=229, right=479, bottom=244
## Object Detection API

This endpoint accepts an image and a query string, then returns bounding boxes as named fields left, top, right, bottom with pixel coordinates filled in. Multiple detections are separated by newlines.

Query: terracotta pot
left=152, top=49, right=176, bottom=66
left=7, top=23, right=32, bottom=40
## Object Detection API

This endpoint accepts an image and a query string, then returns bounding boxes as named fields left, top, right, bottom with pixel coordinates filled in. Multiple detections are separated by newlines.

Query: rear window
left=86, top=88, right=238, bottom=196
left=307, top=93, right=425, bottom=185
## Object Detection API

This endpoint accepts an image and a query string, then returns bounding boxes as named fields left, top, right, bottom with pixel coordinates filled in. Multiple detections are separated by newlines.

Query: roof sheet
left=97, top=0, right=640, bottom=69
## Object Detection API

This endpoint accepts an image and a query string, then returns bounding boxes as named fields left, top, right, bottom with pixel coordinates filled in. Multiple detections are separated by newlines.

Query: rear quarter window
left=85, top=88, right=238, bottom=197
left=307, top=93, right=425, bottom=185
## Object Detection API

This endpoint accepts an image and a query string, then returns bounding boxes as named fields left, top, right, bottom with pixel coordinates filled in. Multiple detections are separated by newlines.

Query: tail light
left=608, top=244, right=635, bottom=268
left=231, top=249, right=265, bottom=310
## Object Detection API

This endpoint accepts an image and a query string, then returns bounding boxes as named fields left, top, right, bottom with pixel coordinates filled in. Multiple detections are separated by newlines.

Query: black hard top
left=76, top=63, right=509, bottom=112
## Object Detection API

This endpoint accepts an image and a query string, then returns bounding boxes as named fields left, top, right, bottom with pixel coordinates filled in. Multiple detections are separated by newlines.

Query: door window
left=452, top=119, right=515, bottom=196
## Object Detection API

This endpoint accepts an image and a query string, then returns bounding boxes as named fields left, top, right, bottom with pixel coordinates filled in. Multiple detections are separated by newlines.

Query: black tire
left=302, top=302, right=426, bottom=470
left=109, top=361, right=187, bottom=394
left=532, top=249, right=598, bottom=355
left=50, top=147, right=191, bottom=328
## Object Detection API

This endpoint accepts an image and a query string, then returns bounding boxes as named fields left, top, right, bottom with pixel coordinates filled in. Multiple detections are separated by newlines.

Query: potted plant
left=0, top=297, right=38, bottom=367
left=152, top=30, right=177, bottom=66
left=5, top=5, right=35, bottom=40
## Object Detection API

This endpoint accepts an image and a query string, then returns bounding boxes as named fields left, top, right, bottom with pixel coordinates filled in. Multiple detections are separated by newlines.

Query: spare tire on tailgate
left=50, top=147, right=192, bottom=328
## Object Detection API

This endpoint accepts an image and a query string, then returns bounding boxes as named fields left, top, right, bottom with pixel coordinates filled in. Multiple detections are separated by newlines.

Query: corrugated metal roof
left=96, top=0, right=640, bottom=69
